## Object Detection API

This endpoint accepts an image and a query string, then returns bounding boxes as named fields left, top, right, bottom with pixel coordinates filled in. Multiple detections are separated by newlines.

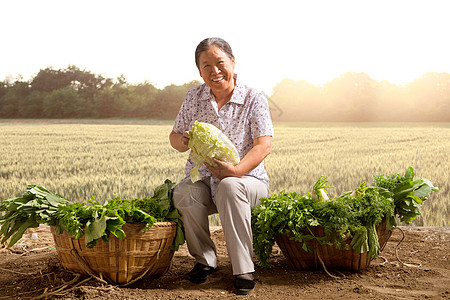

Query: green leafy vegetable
left=0, top=185, right=70, bottom=247
left=1, top=180, right=185, bottom=250
left=56, top=179, right=184, bottom=249
left=141, top=179, right=185, bottom=250
left=55, top=198, right=145, bottom=247
left=252, top=167, right=438, bottom=268
left=188, top=121, right=240, bottom=182
left=373, top=166, right=439, bottom=224
left=312, top=175, right=333, bottom=201
left=252, top=191, right=319, bottom=267
left=252, top=179, right=395, bottom=267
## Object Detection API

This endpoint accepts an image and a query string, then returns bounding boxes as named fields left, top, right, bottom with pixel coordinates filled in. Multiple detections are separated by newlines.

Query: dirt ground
left=0, top=225, right=448, bottom=300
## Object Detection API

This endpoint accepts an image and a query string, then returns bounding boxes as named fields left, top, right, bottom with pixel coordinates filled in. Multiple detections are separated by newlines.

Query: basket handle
left=69, top=246, right=108, bottom=284
left=313, top=240, right=341, bottom=279
left=120, top=248, right=162, bottom=287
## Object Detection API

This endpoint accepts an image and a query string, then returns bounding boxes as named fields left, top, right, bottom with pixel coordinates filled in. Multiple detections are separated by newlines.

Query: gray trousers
left=173, top=176, right=269, bottom=275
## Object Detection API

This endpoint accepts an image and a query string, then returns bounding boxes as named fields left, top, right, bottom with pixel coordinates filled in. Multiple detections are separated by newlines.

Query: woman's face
left=198, top=46, right=235, bottom=97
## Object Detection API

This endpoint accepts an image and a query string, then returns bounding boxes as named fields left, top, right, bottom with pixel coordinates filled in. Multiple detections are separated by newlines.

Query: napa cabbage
left=188, top=121, right=240, bottom=182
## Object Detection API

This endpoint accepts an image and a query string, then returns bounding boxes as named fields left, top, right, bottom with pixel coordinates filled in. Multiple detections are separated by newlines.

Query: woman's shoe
left=188, top=263, right=216, bottom=283
left=234, top=273, right=255, bottom=295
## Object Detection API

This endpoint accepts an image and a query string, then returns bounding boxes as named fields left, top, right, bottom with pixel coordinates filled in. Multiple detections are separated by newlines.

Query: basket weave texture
left=51, top=222, right=176, bottom=284
left=275, top=219, right=392, bottom=271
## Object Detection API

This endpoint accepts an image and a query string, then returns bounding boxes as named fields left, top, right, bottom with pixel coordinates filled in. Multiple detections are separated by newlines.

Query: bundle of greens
left=373, top=166, right=438, bottom=224
left=0, top=185, right=70, bottom=247
left=251, top=167, right=437, bottom=267
left=252, top=191, right=317, bottom=267
left=252, top=181, right=394, bottom=267
left=0, top=180, right=185, bottom=250
left=333, top=183, right=395, bottom=258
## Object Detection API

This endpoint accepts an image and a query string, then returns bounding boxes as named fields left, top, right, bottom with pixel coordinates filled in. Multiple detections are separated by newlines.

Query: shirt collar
left=198, top=74, right=246, bottom=105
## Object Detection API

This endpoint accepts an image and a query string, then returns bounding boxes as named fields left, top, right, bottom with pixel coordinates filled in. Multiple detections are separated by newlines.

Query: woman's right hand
left=181, top=131, right=190, bottom=147
left=169, top=130, right=190, bottom=152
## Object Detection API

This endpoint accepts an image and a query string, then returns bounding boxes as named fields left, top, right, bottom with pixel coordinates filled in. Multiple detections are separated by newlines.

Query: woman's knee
left=218, top=177, right=242, bottom=193
left=216, top=176, right=268, bottom=210
left=173, top=179, right=213, bottom=210
left=216, top=177, right=247, bottom=206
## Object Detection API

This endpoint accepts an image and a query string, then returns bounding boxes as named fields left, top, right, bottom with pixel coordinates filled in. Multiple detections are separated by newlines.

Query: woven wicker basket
left=51, top=222, right=177, bottom=284
left=275, top=219, right=392, bottom=271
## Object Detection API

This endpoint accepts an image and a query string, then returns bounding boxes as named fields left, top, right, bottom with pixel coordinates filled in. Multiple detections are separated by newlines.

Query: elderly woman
left=169, top=37, right=273, bottom=294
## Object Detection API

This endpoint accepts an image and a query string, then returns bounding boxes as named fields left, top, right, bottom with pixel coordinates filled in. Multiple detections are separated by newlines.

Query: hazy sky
left=2, top=0, right=449, bottom=95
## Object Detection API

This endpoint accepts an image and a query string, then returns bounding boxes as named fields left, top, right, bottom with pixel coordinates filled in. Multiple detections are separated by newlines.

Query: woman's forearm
left=235, top=136, right=272, bottom=176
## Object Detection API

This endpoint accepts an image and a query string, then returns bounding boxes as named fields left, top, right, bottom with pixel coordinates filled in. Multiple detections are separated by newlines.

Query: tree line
left=270, top=72, right=450, bottom=122
left=0, top=66, right=200, bottom=120
left=1, top=66, right=449, bottom=122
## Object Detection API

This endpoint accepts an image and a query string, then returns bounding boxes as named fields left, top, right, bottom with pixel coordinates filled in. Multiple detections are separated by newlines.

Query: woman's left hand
left=205, top=158, right=240, bottom=180
left=205, top=136, right=272, bottom=180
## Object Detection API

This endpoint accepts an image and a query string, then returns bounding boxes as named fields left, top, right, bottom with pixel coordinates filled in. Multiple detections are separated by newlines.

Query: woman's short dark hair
left=195, top=37, right=234, bottom=69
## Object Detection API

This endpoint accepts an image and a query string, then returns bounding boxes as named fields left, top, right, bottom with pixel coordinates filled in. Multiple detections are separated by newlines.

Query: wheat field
left=1, top=121, right=448, bottom=226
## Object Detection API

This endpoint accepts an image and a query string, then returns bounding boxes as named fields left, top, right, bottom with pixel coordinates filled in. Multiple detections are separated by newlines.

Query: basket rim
left=123, top=221, right=177, bottom=226
left=50, top=220, right=178, bottom=239
left=50, top=220, right=177, bottom=229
